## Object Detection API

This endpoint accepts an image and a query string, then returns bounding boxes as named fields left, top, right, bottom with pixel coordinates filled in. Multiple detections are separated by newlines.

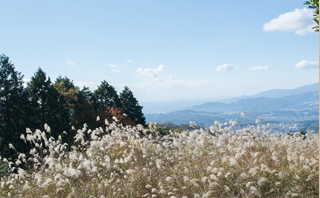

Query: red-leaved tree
left=101, top=106, right=136, bottom=127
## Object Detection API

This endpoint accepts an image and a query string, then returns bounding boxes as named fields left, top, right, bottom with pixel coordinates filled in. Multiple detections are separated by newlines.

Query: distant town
left=144, top=83, right=319, bottom=133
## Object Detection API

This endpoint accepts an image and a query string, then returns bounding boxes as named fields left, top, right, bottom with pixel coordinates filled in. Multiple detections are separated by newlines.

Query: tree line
left=0, top=54, right=146, bottom=160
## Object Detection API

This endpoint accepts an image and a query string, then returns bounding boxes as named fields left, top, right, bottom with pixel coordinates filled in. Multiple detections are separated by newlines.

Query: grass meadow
left=0, top=118, right=318, bottom=197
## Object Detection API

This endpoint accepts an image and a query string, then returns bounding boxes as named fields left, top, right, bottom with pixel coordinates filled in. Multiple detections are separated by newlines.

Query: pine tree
left=72, top=86, right=97, bottom=130
left=54, top=77, right=97, bottom=132
left=54, top=76, right=79, bottom=121
left=0, top=54, right=27, bottom=159
left=26, top=68, right=70, bottom=139
left=119, top=86, right=146, bottom=126
left=92, top=80, right=121, bottom=113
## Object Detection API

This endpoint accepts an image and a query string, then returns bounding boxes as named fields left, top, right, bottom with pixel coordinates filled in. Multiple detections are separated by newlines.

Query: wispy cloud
left=216, top=64, right=233, bottom=72
left=111, top=69, right=121, bottom=73
left=136, top=65, right=166, bottom=78
left=295, top=60, right=319, bottom=69
left=131, top=79, right=212, bottom=91
left=125, top=60, right=133, bottom=63
left=249, top=65, right=271, bottom=71
left=108, top=64, right=120, bottom=67
left=263, top=8, right=314, bottom=36
left=67, top=61, right=75, bottom=66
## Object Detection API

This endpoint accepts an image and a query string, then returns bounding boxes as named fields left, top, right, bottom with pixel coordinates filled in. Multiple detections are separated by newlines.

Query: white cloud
left=263, top=8, right=314, bottom=36
left=136, top=65, right=166, bottom=78
left=295, top=60, right=319, bottom=69
left=154, top=65, right=166, bottom=72
left=216, top=64, right=233, bottom=72
left=67, top=61, right=75, bottom=66
left=111, top=69, right=121, bottom=73
left=108, top=64, right=119, bottom=67
left=152, top=77, right=162, bottom=81
left=168, top=75, right=175, bottom=80
left=249, top=65, right=271, bottom=71
left=125, top=60, right=133, bottom=63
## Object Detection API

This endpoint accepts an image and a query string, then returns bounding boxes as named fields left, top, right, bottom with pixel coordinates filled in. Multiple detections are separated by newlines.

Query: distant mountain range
left=186, top=91, right=319, bottom=113
left=219, top=83, right=319, bottom=103
left=145, top=83, right=319, bottom=130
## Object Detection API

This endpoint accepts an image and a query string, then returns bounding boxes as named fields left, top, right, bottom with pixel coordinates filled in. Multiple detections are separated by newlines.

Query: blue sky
left=1, top=0, right=319, bottom=102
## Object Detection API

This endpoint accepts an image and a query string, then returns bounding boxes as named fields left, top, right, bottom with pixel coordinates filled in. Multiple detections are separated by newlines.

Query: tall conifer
left=26, top=68, right=69, bottom=139
left=92, top=80, right=121, bottom=112
left=119, top=86, right=146, bottom=126
left=72, top=86, right=97, bottom=131
left=0, top=55, right=27, bottom=159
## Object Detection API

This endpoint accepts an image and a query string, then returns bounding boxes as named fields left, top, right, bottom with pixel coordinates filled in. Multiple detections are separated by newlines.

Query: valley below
left=145, top=83, right=319, bottom=132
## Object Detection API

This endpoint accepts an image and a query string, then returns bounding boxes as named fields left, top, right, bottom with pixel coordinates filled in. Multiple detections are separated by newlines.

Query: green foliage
left=0, top=55, right=147, bottom=161
left=0, top=161, right=9, bottom=178
left=26, top=68, right=70, bottom=139
left=72, top=86, right=97, bottom=130
left=92, top=80, right=122, bottom=113
left=159, top=122, right=203, bottom=131
left=54, top=77, right=97, bottom=145
left=304, top=0, right=319, bottom=31
left=119, top=86, right=146, bottom=126
left=156, top=126, right=182, bottom=137
left=54, top=76, right=79, bottom=118
left=287, top=129, right=308, bottom=140
left=0, top=54, right=27, bottom=160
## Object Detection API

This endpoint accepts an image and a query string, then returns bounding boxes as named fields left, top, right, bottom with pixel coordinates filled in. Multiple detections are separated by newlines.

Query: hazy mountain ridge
left=220, top=83, right=319, bottom=103
left=145, top=83, right=319, bottom=131
left=186, top=91, right=318, bottom=113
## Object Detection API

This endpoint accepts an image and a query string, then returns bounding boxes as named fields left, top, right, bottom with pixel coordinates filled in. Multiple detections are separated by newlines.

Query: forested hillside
left=0, top=54, right=146, bottom=160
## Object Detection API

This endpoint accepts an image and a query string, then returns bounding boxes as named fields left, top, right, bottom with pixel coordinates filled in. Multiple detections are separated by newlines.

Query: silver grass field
left=0, top=117, right=318, bottom=198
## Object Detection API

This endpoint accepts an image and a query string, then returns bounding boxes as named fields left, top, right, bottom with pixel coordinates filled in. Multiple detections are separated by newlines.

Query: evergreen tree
left=54, top=77, right=97, bottom=131
left=54, top=76, right=79, bottom=121
left=72, top=86, right=97, bottom=130
left=119, top=86, right=146, bottom=126
left=0, top=55, right=27, bottom=159
left=92, top=80, right=121, bottom=113
left=26, top=68, right=70, bottom=139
